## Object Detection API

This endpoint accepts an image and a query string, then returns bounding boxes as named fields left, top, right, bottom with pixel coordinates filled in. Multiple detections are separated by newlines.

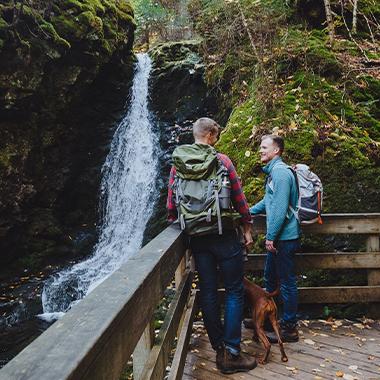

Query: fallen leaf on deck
left=353, top=323, right=365, bottom=329
left=336, top=370, right=344, bottom=377
left=348, top=365, right=358, bottom=371
left=304, top=339, right=316, bottom=345
left=312, top=368, right=322, bottom=372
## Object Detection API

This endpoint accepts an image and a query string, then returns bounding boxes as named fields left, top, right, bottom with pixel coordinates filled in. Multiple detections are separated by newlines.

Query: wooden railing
left=0, top=225, right=193, bottom=380
left=0, top=213, right=379, bottom=380
left=248, top=214, right=380, bottom=306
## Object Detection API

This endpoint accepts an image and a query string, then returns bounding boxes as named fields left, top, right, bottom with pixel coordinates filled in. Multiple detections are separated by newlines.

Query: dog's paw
left=258, top=356, right=268, bottom=365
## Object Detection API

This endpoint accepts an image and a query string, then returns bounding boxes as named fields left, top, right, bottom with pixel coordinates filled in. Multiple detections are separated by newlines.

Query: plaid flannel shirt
left=167, top=153, right=252, bottom=224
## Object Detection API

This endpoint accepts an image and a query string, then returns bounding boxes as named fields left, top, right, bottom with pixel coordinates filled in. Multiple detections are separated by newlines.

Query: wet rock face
left=145, top=40, right=218, bottom=242
left=0, top=0, right=136, bottom=272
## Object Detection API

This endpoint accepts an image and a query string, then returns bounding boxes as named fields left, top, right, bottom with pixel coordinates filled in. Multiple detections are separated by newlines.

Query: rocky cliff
left=0, top=0, right=136, bottom=273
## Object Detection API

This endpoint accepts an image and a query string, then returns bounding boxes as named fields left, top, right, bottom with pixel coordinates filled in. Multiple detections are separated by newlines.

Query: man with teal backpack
left=250, top=134, right=301, bottom=343
left=167, top=118, right=257, bottom=374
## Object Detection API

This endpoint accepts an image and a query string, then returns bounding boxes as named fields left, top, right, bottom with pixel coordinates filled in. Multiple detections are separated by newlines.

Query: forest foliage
left=189, top=0, right=380, bottom=214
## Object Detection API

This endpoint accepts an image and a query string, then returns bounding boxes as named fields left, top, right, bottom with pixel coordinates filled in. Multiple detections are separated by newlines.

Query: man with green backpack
left=167, top=118, right=257, bottom=374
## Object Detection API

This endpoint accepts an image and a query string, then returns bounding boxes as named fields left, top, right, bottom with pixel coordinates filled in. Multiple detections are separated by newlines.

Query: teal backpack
left=172, top=143, right=240, bottom=236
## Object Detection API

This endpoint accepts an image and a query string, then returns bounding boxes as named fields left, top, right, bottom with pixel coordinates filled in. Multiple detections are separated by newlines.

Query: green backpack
left=172, top=143, right=241, bottom=236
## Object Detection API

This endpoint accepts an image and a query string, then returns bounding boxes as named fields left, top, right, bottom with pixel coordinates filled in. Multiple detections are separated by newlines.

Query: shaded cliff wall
left=0, top=0, right=136, bottom=272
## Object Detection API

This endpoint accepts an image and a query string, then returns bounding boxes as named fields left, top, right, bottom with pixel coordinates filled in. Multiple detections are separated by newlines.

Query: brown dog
left=243, top=277, right=288, bottom=364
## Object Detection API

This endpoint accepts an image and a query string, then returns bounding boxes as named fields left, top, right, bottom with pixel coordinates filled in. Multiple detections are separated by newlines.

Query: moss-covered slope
left=190, top=0, right=380, bottom=213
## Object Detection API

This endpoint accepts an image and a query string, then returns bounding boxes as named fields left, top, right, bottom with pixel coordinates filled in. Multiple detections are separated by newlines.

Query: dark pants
left=190, top=231, right=244, bottom=354
left=264, top=239, right=300, bottom=327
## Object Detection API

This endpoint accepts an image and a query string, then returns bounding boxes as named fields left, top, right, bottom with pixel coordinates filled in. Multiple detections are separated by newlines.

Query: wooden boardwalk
left=183, top=319, right=380, bottom=380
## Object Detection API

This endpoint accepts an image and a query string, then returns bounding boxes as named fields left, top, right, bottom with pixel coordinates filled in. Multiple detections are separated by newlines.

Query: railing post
left=367, top=234, right=380, bottom=318
left=133, top=319, right=154, bottom=380
left=175, top=250, right=192, bottom=338
left=175, top=255, right=186, bottom=288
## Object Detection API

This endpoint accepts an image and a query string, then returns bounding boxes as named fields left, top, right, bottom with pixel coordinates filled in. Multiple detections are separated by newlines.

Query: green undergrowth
left=218, top=69, right=380, bottom=212
left=190, top=0, right=380, bottom=213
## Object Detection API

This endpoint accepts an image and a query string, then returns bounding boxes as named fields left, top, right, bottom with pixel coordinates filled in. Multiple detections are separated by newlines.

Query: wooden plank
left=251, top=213, right=380, bottom=235
left=190, top=331, right=335, bottom=380
left=175, top=256, right=186, bottom=288
left=188, top=322, right=380, bottom=379
left=0, top=225, right=186, bottom=380
left=216, top=286, right=380, bottom=304
left=244, top=252, right=380, bottom=271
left=133, top=319, right=154, bottom=380
left=167, top=292, right=198, bottom=380
left=140, top=270, right=193, bottom=380
left=367, top=235, right=380, bottom=318
left=299, top=285, right=380, bottom=303
left=185, top=353, right=293, bottom=380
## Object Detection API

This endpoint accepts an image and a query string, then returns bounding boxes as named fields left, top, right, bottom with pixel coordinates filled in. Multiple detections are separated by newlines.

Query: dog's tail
left=264, top=287, right=280, bottom=298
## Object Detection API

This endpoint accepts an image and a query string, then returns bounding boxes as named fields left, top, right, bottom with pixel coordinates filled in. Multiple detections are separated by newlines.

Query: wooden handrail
left=251, top=213, right=380, bottom=234
left=0, top=225, right=185, bottom=380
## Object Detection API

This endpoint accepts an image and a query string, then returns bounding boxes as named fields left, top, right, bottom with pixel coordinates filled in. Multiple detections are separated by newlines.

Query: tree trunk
left=323, top=0, right=335, bottom=45
left=352, top=0, right=358, bottom=34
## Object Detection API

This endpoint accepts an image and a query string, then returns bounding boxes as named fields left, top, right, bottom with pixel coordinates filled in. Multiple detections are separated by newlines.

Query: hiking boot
left=216, top=345, right=257, bottom=374
left=215, top=344, right=224, bottom=369
left=266, top=324, right=299, bottom=343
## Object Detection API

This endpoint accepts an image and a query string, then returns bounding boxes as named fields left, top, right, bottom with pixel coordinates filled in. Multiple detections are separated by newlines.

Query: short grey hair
left=193, top=117, right=220, bottom=139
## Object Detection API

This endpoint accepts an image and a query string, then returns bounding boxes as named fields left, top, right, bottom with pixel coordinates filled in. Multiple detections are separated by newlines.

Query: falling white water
left=39, top=54, right=159, bottom=321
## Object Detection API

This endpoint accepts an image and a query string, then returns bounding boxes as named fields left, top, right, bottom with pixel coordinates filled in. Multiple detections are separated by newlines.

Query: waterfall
left=39, top=53, right=159, bottom=321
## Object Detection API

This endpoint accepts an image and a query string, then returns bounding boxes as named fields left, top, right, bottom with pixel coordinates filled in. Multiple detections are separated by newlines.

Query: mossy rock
left=61, top=0, right=106, bottom=15
left=217, top=70, right=380, bottom=212
left=277, top=28, right=341, bottom=78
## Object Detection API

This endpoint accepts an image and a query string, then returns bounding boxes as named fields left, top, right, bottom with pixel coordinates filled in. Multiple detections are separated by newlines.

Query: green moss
left=278, top=28, right=341, bottom=77
left=78, top=10, right=103, bottom=35
left=0, top=146, right=16, bottom=169
left=217, top=69, right=380, bottom=212
left=361, top=0, right=380, bottom=18
left=40, top=22, right=71, bottom=49
left=52, top=14, right=88, bottom=40
left=0, top=15, right=8, bottom=32
left=61, top=0, right=106, bottom=15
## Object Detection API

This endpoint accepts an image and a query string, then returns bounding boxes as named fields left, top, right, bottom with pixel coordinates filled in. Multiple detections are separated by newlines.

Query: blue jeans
left=190, top=231, right=244, bottom=354
left=264, top=239, right=300, bottom=327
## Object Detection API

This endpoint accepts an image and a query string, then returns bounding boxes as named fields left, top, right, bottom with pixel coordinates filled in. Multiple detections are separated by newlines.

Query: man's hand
left=265, top=240, right=277, bottom=253
left=243, top=224, right=254, bottom=250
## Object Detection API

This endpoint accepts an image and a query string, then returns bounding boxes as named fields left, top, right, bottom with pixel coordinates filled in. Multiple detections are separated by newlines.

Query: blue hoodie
left=250, top=157, right=300, bottom=241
